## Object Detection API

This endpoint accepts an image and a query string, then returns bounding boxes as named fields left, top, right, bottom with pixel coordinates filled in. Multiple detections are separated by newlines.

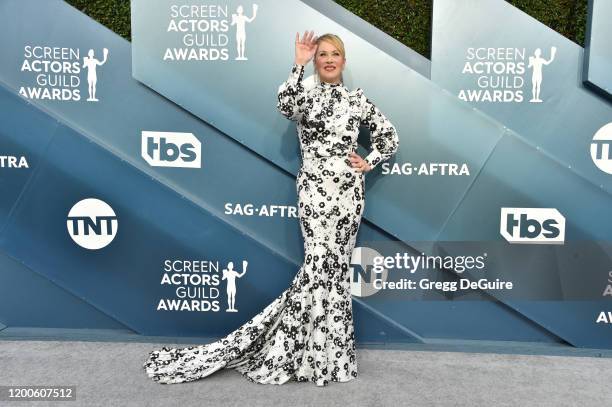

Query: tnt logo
left=67, top=198, right=118, bottom=249
left=591, top=123, right=612, bottom=175
left=350, top=246, right=387, bottom=297
left=141, top=131, right=201, bottom=168
left=500, top=208, right=565, bottom=244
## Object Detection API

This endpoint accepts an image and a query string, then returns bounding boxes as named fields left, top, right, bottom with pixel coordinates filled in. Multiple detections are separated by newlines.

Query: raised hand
left=295, top=30, right=317, bottom=66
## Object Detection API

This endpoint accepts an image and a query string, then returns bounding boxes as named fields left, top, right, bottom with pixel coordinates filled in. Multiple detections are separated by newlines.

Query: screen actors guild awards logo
left=165, top=3, right=259, bottom=61
left=223, top=260, right=248, bottom=312
left=232, top=4, right=258, bottom=60
left=527, top=47, right=556, bottom=103
left=460, top=46, right=558, bottom=103
left=20, top=45, right=109, bottom=102
left=83, top=48, right=109, bottom=101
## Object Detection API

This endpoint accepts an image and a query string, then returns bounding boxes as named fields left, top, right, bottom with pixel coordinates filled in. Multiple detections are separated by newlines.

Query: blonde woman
left=143, top=31, right=399, bottom=387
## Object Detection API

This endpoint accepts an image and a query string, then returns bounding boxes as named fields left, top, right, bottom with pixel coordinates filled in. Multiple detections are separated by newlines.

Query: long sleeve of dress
left=277, top=63, right=307, bottom=121
left=358, top=90, right=399, bottom=170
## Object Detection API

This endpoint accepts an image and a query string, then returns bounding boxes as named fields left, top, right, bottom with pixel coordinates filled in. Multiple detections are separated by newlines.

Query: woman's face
left=314, top=40, right=345, bottom=84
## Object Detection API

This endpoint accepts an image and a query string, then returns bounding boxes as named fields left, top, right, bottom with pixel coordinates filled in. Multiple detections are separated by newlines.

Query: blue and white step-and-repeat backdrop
left=0, top=0, right=611, bottom=348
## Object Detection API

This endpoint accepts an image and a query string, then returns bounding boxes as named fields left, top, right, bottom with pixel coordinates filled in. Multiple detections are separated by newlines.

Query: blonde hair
left=313, top=33, right=346, bottom=84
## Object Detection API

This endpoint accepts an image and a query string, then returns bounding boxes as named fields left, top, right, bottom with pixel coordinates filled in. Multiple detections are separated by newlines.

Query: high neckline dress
left=143, top=63, right=399, bottom=387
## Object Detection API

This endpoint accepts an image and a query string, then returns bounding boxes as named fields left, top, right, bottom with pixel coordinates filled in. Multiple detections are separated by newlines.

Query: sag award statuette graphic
left=231, top=4, right=258, bottom=60
left=528, top=46, right=556, bottom=103
left=223, top=260, right=248, bottom=312
left=83, top=48, right=109, bottom=101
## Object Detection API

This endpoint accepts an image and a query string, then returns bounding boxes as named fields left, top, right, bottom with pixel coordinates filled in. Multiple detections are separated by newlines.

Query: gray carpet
left=1, top=340, right=611, bottom=407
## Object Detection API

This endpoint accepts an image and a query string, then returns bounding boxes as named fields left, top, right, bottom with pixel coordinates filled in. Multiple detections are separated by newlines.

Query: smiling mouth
left=324, top=66, right=336, bottom=71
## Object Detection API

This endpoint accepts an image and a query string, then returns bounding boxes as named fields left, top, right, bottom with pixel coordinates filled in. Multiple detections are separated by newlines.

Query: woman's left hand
left=349, top=151, right=371, bottom=173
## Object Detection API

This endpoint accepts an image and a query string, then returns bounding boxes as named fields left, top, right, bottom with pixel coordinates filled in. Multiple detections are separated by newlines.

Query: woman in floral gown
left=143, top=31, right=399, bottom=387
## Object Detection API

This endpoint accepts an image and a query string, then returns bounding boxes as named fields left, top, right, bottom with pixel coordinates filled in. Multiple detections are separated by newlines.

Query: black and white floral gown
left=143, top=63, right=399, bottom=387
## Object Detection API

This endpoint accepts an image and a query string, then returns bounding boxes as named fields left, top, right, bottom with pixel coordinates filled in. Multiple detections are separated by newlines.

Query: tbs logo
left=500, top=208, right=565, bottom=244
left=141, top=131, right=201, bottom=168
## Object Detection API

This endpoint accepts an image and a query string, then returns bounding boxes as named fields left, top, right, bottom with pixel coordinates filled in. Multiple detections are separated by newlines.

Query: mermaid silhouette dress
left=142, top=63, right=399, bottom=387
